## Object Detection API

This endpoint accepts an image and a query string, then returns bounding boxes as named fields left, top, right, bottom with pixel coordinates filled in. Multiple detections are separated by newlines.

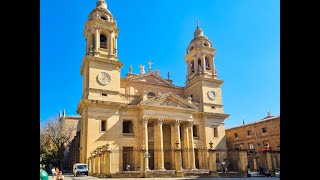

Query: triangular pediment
left=130, top=72, right=172, bottom=86
left=140, top=92, right=198, bottom=110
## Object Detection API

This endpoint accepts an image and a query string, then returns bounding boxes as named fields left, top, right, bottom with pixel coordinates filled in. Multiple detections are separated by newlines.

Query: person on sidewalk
left=56, top=171, right=65, bottom=180
left=51, top=167, right=56, bottom=179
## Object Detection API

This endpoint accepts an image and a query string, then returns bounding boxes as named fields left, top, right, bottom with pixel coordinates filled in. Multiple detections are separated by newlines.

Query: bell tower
left=185, top=21, right=217, bottom=82
left=77, top=0, right=124, bottom=163
left=80, top=0, right=122, bottom=100
left=184, top=21, right=225, bottom=113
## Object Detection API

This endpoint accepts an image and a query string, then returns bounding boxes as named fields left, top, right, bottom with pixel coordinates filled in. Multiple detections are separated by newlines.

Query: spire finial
left=147, top=60, right=153, bottom=72
left=63, top=109, right=66, bottom=117
left=167, top=72, right=170, bottom=80
left=194, top=19, right=204, bottom=38
left=96, top=0, right=107, bottom=10
left=129, top=65, right=132, bottom=73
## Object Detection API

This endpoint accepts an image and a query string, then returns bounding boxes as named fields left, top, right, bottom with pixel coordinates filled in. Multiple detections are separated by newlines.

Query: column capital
left=182, top=121, right=193, bottom=127
left=154, top=118, right=164, bottom=125
left=141, top=117, right=149, bottom=124
left=171, top=120, right=181, bottom=127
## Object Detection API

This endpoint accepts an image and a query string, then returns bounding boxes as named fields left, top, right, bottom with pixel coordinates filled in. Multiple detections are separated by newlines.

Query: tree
left=40, top=116, right=76, bottom=169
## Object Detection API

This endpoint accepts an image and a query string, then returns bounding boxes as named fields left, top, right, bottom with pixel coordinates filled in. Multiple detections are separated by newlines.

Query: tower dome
left=194, top=21, right=204, bottom=38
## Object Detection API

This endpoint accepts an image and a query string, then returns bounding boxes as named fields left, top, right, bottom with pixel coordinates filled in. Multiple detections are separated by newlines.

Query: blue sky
left=40, top=0, right=279, bottom=128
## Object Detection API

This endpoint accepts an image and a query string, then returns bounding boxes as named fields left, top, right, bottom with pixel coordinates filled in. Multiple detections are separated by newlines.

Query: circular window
left=101, top=16, right=107, bottom=20
left=207, top=90, right=216, bottom=100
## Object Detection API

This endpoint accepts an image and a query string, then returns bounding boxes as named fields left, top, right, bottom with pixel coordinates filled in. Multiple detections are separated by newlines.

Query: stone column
left=115, top=36, right=118, bottom=56
left=208, top=147, right=218, bottom=177
left=141, top=118, right=149, bottom=170
left=97, top=154, right=101, bottom=174
left=194, top=57, right=198, bottom=74
left=86, top=29, right=90, bottom=54
left=266, top=151, right=273, bottom=170
left=272, top=153, right=277, bottom=170
left=91, top=155, right=95, bottom=174
left=276, top=152, right=280, bottom=168
left=154, top=118, right=165, bottom=170
left=108, top=31, right=112, bottom=54
left=187, top=121, right=196, bottom=170
left=94, top=151, right=99, bottom=175
left=211, top=56, right=215, bottom=74
left=201, top=55, right=206, bottom=74
left=198, top=147, right=205, bottom=169
left=253, top=158, right=257, bottom=170
left=181, top=123, right=190, bottom=169
left=174, top=142, right=183, bottom=177
left=187, top=61, right=190, bottom=78
left=171, top=120, right=181, bottom=170
left=95, top=27, right=100, bottom=52
left=102, top=144, right=111, bottom=177
left=238, top=150, right=248, bottom=172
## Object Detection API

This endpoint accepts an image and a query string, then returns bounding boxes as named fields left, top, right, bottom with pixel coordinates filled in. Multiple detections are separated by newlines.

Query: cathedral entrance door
left=123, top=147, right=133, bottom=171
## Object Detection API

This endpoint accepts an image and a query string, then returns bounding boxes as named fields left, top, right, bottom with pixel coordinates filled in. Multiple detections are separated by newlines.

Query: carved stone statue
left=139, top=65, right=145, bottom=74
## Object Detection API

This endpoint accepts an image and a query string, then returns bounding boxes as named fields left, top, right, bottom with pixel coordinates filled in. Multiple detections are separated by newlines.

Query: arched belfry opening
left=100, top=34, right=107, bottom=49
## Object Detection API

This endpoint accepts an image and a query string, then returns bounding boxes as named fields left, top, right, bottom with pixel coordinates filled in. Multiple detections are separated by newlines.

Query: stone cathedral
left=77, top=0, right=229, bottom=177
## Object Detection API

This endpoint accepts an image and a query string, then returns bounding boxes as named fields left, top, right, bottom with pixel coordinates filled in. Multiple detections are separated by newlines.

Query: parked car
left=73, top=163, right=88, bottom=176
left=275, top=169, right=280, bottom=178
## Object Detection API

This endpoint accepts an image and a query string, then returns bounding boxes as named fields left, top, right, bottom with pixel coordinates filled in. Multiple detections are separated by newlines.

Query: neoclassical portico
left=139, top=116, right=198, bottom=171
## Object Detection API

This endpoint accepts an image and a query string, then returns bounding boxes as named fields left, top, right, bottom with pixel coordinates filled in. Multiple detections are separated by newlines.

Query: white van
left=73, top=163, right=88, bottom=176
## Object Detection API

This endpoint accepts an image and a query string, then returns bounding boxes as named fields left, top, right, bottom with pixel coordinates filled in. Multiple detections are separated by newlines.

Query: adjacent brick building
left=225, top=113, right=280, bottom=171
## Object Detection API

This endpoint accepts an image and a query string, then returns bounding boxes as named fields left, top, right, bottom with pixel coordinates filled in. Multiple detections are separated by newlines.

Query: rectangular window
left=247, top=130, right=252, bottom=136
left=101, top=120, right=106, bottom=132
left=123, top=121, right=133, bottom=134
left=213, top=127, right=218, bottom=137
left=234, top=133, right=238, bottom=139
left=262, top=127, right=267, bottom=133
left=102, top=93, right=107, bottom=96
left=248, top=143, right=254, bottom=150
left=193, top=125, right=198, bottom=137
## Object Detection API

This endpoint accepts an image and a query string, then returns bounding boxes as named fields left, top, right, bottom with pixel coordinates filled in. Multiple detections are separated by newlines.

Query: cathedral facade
left=77, top=0, right=229, bottom=176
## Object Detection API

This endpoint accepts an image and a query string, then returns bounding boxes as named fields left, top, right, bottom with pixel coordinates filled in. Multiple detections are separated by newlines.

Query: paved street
left=50, top=173, right=279, bottom=180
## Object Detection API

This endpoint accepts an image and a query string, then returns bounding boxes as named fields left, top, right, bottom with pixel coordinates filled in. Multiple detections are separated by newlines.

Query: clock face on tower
left=97, top=72, right=111, bottom=86
left=207, top=90, right=216, bottom=100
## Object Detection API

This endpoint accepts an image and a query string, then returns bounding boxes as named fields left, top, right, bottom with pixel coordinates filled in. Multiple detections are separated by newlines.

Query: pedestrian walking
left=51, top=167, right=56, bottom=179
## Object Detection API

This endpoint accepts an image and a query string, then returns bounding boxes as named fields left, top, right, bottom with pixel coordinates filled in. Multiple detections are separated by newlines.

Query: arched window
left=101, top=16, right=107, bottom=20
left=204, top=42, right=209, bottom=47
left=205, top=56, right=210, bottom=70
left=191, top=61, right=195, bottom=73
left=147, top=92, right=156, bottom=99
left=189, top=46, right=194, bottom=52
left=100, top=34, right=107, bottom=49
